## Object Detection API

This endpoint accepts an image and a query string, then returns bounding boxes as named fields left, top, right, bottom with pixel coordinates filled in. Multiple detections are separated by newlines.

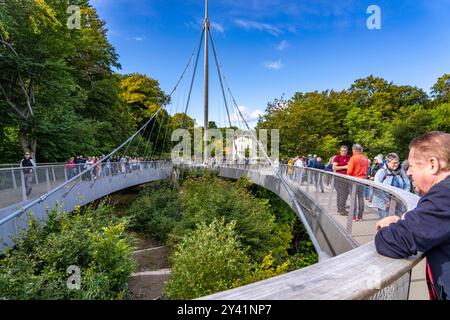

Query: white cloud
left=211, top=22, right=225, bottom=33
left=234, top=19, right=281, bottom=36
left=276, top=40, right=289, bottom=51
left=263, top=60, right=283, bottom=70
left=133, top=36, right=144, bottom=42
left=231, top=106, right=264, bottom=123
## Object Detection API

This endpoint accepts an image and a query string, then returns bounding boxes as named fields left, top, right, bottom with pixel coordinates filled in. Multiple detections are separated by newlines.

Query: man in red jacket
left=333, top=145, right=351, bottom=216
left=347, top=144, right=369, bottom=221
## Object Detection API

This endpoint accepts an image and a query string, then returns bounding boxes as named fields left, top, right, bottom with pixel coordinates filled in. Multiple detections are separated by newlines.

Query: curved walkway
left=0, top=162, right=424, bottom=300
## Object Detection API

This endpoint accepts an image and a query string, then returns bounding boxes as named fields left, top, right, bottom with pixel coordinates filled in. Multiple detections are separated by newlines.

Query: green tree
left=0, top=202, right=135, bottom=299
left=119, top=73, right=168, bottom=129
left=431, top=74, right=450, bottom=104
left=176, top=173, right=289, bottom=261
left=164, top=218, right=253, bottom=300
left=0, top=0, right=134, bottom=162
left=389, top=104, right=433, bottom=159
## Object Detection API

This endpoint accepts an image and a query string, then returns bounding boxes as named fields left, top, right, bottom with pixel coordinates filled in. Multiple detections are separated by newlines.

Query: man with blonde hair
left=375, top=131, right=450, bottom=300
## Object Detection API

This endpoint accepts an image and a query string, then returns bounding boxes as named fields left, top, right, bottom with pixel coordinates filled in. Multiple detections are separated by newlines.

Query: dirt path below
left=106, top=187, right=173, bottom=300
left=128, top=234, right=171, bottom=300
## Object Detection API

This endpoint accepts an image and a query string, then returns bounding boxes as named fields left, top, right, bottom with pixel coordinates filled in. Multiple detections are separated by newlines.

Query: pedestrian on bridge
left=375, top=131, right=450, bottom=300
left=333, top=146, right=351, bottom=216
left=314, top=157, right=325, bottom=192
left=65, top=157, right=76, bottom=180
left=347, top=144, right=369, bottom=222
left=372, top=153, right=411, bottom=219
left=20, top=151, right=36, bottom=196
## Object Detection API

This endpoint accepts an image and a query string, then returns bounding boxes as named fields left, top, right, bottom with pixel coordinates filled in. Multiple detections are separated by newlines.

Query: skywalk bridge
left=0, top=0, right=428, bottom=300
left=0, top=161, right=425, bottom=300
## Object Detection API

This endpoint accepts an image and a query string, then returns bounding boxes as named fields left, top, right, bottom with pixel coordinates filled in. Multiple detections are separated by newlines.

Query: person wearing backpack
left=372, top=152, right=411, bottom=219
left=20, top=151, right=36, bottom=196
left=375, top=131, right=450, bottom=300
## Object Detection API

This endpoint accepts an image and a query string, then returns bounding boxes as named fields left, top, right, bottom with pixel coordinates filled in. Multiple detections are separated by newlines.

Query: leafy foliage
left=127, top=172, right=318, bottom=300
left=127, top=181, right=182, bottom=242
left=164, top=218, right=253, bottom=300
left=0, top=1, right=171, bottom=162
left=258, top=75, right=449, bottom=160
left=175, top=173, right=289, bottom=261
left=0, top=202, right=135, bottom=299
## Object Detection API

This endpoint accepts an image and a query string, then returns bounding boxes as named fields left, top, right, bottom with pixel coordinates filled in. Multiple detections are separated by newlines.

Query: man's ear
left=428, top=157, right=440, bottom=175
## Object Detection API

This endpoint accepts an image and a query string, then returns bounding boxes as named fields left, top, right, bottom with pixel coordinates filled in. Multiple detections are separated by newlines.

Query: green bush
left=164, top=218, right=253, bottom=300
left=176, top=173, right=290, bottom=261
left=0, top=202, right=135, bottom=300
left=127, top=181, right=182, bottom=242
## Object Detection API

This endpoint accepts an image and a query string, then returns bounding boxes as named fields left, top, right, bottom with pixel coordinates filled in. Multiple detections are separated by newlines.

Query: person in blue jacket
left=372, top=152, right=411, bottom=219
left=375, top=131, right=450, bottom=300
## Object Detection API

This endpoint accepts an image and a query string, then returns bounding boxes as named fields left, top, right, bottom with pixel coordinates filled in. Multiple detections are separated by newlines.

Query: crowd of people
left=64, top=155, right=163, bottom=181
left=283, top=145, right=414, bottom=222
left=281, top=132, right=450, bottom=300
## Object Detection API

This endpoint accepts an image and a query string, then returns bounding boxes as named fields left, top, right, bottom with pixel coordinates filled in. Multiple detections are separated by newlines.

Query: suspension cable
left=0, top=30, right=203, bottom=225
left=184, top=27, right=205, bottom=115
left=208, top=28, right=233, bottom=128
left=219, top=68, right=329, bottom=260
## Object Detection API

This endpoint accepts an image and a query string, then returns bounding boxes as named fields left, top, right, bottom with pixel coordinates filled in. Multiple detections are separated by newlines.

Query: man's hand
left=376, top=216, right=401, bottom=231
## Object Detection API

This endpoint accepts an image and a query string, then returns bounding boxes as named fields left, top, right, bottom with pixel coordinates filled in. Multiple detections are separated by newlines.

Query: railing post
left=45, top=168, right=51, bottom=193
left=51, top=166, right=56, bottom=182
left=20, top=170, right=27, bottom=202
left=11, top=167, right=17, bottom=189
left=346, top=183, right=357, bottom=234
left=34, top=167, right=39, bottom=185
left=14, top=217, right=18, bottom=234
left=306, top=170, right=310, bottom=193
left=328, top=175, right=334, bottom=211
left=314, top=171, right=319, bottom=201
left=389, top=198, right=398, bottom=216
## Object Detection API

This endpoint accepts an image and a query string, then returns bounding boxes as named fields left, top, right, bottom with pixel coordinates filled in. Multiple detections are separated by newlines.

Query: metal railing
left=0, top=159, right=422, bottom=300
left=201, top=162, right=421, bottom=300
left=0, top=161, right=171, bottom=209
left=0, top=161, right=173, bottom=250
left=0, top=162, right=65, bottom=168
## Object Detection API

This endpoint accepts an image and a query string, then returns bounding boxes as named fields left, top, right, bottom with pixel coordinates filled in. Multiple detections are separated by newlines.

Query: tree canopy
left=257, top=75, right=449, bottom=161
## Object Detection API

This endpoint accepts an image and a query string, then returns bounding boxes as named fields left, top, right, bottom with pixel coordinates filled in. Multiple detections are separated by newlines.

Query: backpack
left=382, top=167, right=404, bottom=188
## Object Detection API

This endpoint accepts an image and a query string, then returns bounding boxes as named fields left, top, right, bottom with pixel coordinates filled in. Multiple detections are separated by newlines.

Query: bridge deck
left=0, top=164, right=427, bottom=300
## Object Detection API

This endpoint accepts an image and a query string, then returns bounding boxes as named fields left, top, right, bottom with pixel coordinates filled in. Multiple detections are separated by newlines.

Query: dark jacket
left=315, top=161, right=325, bottom=170
left=375, top=176, right=450, bottom=300
left=20, top=158, right=35, bottom=174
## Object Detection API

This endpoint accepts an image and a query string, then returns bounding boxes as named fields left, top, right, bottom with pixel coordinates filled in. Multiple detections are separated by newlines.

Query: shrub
left=127, top=181, right=182, bottom=242
left=164, top=218, right=253, bottom=300
left=0, top=201, right=135, bottom=300
left=234, top=252, right=291, bottom=287
left=176, top=173, right=290, bottom=261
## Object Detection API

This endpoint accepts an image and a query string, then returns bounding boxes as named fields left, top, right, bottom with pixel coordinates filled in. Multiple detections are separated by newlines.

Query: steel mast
left=203, top=0, right=210, bottom=163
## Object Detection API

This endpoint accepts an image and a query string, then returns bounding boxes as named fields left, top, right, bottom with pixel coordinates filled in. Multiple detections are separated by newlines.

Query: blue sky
left=90, top=0, right=450, bottom=127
